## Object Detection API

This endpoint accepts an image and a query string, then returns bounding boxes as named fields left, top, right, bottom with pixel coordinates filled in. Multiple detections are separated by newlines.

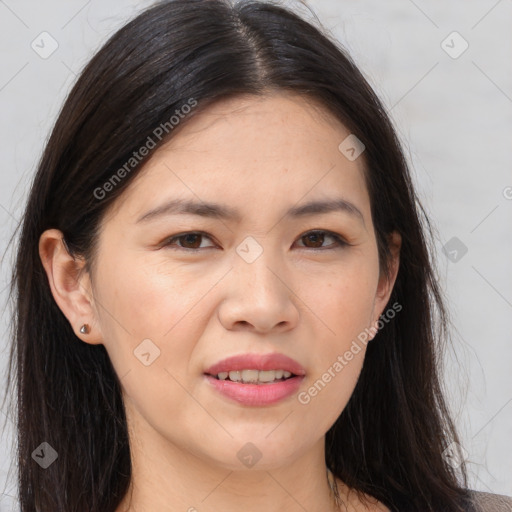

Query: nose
left=217, top=244, right=300, bottom=334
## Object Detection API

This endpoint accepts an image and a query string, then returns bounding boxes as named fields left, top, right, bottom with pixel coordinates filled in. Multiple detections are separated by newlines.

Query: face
left=73, top=93, right=399, bottom=470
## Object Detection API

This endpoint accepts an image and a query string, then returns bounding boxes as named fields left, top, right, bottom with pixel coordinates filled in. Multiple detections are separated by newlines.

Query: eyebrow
left=136, top=197, right=365, bottom=225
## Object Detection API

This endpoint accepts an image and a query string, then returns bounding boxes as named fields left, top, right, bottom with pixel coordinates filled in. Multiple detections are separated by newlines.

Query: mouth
left=203, top=353, right=306, bottom=406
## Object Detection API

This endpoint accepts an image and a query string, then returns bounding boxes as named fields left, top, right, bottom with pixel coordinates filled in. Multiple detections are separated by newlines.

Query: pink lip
left=203, top=353, right=306, bottom=407
left=204, top=353, right=306, bottom=376
left=204, top=374, right=304, bottom=406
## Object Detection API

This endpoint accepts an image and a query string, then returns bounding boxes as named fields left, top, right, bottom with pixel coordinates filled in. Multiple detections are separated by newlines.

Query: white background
left=1, top=0, right=511, bottom=509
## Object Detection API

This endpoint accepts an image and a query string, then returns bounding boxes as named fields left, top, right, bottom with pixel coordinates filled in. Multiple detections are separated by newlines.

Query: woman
left=5, top=0, right=512, bottom=510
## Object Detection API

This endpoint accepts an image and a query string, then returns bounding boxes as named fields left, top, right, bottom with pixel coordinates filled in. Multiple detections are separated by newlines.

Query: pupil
left=183, top=234, right=200, bottom=248
left=305, top=232, right=323, bottom=248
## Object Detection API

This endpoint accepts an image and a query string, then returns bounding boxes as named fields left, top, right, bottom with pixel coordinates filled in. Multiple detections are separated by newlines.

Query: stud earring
left=79, top=324, right=90, bottom=334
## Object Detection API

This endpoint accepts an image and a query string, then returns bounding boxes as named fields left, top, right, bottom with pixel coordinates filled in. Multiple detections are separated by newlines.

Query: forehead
left=107, top=92, right=370, bottom=224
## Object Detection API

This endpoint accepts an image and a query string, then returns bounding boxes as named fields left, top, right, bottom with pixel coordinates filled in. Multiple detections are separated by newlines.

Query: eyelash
left=162, top=230, right=349, bottom=252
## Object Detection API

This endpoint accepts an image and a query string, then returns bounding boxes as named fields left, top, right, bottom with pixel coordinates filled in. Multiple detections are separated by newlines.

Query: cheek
left=91, top=254, right=216, bottom=433
left=298, top=254, right=379, bottom=344
left=95, top=252, right=216, bottom=337
left=294, top=256, right=378, bottom=419
left=92, top=251, right=226, bottom=383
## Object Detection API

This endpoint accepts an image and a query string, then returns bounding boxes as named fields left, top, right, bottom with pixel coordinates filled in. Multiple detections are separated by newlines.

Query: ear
left=39, top=229, right=103, bottom=345
left=369, top=230, right=401, bottom=338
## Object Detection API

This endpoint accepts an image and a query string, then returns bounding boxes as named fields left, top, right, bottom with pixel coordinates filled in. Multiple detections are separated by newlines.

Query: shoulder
left=467, top=490, right=512, bottom=512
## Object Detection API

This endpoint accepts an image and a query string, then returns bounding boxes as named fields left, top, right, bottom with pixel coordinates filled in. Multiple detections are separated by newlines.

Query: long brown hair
left=5, top=0, right=471, bottom=510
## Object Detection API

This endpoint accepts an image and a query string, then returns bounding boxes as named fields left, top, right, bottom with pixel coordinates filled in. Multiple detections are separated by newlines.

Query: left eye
left=295, top=230, right=347, bottom=249
left=163, top=230, right=348, bottom=251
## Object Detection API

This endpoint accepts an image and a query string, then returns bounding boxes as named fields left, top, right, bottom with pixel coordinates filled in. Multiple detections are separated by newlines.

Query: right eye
left=162, top=231, right=217, bottom=251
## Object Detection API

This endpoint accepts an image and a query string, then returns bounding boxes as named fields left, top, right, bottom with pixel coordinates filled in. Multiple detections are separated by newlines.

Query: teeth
left=241, top=369, right=259, bottom=383
left=216, top=369, right=294, bottom=383
left=258, top=370, right=277, bottom=382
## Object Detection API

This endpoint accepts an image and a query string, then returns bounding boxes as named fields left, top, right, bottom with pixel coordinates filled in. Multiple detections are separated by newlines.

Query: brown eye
left=164, top=232, right=216, bottom=250
left=296, top=230, right=347, bottom=250
left=162, top=230, right=348, bottom=252
left=302, top=232, right=324, bottom=248
left=179, top=234, right=202, bottom=248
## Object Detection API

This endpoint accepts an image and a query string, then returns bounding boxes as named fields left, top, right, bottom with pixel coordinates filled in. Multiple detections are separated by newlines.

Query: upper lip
left=204, top=353, right=306, bottom=376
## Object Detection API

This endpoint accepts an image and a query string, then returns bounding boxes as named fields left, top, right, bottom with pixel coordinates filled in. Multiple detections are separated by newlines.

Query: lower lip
left=204, top=374, right=304, bottom=406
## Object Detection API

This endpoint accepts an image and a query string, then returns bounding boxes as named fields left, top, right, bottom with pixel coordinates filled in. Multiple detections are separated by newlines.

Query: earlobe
left=38, top=229, right=103, bottom=345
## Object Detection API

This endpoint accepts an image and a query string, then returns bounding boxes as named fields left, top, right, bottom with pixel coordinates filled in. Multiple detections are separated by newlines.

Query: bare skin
left=40, top=92, right=399, bottom=511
